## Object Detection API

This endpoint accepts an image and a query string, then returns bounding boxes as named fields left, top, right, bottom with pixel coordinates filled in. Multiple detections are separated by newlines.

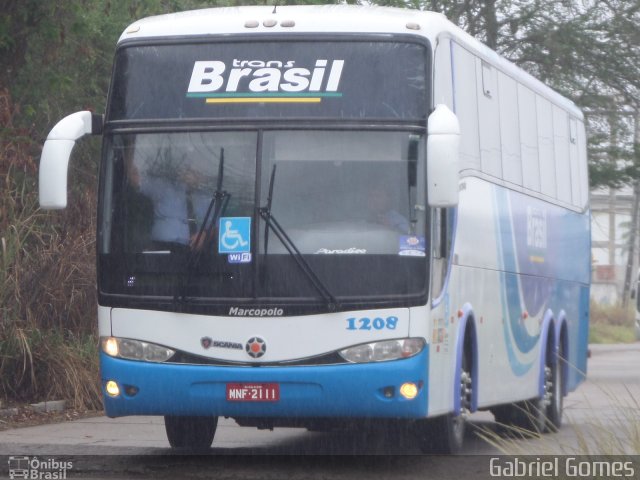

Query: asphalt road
left=0, top=343, right=638, bottom=479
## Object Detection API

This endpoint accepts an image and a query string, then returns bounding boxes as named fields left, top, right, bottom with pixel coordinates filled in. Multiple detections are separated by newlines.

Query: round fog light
left=399, top=382, right=418, bottom=399
left=105, top=380, right=120, bottom=397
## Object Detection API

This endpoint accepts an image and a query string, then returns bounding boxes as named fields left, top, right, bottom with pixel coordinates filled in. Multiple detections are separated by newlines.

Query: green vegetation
left=589, top=323, right=636, bottom=344
left=589, top=301, right=636, bottom=344
left=0, top=326, right=100, bottom=409
left=1, top=90, right=100, bottom=408
left=1, top=1, right=639, bottom=409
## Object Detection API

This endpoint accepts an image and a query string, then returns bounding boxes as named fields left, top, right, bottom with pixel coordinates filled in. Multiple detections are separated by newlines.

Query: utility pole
left=622, top=107, right=640, bottom=308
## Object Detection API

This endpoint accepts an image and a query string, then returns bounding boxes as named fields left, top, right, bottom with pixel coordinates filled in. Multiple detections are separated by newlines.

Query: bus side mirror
left=427, top=104, right=460, bottom=207
left=39, top=111, right=103, bottom=209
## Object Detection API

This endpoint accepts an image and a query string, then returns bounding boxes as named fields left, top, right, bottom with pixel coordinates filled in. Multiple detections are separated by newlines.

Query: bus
left=39, top=5, right=590, bottom=453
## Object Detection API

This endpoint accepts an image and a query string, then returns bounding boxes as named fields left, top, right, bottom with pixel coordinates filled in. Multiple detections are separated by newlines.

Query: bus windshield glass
left=99, top=130, right=427, bottom=307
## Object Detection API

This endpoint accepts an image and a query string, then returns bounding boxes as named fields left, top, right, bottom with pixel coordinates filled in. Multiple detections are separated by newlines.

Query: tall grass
left=0, top=327, right=101, bottom=409
left=477, top=395, right=640, bottom=458
left=1, top=88, right=101, bottom=410
left=589, top=300, right=635, bottom=344
left=476, top=360, right=640, bottom=457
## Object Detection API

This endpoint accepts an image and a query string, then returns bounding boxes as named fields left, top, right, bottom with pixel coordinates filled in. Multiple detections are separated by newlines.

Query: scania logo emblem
left=201, top=337, right=213, bottom=349
left=246, top=337, right=266, bottom=358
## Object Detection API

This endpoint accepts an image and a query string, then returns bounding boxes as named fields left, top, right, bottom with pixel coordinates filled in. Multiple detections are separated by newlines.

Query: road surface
left=0, top=343, right=638, bottom=479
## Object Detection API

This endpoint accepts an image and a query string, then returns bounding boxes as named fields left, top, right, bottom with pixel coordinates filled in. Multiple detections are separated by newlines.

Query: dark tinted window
left=98, top=130, right=428, bottom=307
left=108, top=40, right=429, bottom=121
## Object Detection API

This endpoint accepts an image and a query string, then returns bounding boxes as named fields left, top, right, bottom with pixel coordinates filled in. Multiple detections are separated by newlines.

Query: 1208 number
left=346, top=316, right=398, bottom=331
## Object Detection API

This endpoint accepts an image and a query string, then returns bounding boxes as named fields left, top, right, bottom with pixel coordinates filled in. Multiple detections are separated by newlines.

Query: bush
left=588, top=300, right=636, bottom=344
left=589, top=300, right=633, bottom=327
left=0, top=326, right=101, bottom=409
left=1, top=89, right=100, bottom=409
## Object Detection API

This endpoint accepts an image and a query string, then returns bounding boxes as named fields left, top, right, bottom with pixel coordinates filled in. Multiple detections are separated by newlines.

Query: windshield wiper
left=259, top=164, right=339, bottom=312
left=175, top=148, right=230, bottom=308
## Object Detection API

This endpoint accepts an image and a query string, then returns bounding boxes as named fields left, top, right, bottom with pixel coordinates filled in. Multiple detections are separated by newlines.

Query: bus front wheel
left=415, top=350, right=472, bottom=454
left=164, top=415, right=218, bottom=449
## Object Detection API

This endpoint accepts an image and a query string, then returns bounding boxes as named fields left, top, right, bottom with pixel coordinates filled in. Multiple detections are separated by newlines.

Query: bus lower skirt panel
left=100, top=348, right=429, bottom=419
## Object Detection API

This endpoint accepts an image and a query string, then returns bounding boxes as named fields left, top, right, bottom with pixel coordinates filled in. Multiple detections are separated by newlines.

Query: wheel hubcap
left=460, top=369, right=473, bottom=417
left=542, top=365, right=553, bottom=409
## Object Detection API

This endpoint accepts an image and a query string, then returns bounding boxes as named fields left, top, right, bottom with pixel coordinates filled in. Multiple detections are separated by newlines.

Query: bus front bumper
left=100, top=348, right=429, bottom=419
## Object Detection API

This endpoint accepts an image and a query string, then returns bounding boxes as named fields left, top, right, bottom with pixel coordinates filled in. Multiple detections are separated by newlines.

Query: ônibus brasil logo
left=186, top=58, right=344, bottom=104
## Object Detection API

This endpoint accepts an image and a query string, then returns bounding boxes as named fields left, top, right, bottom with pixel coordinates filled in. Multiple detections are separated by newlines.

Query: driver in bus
left=125, top=153, right=210, bottom=251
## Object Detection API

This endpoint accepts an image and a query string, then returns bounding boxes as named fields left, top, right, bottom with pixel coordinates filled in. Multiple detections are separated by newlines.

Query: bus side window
left=432, top=207, right=454, bottom=298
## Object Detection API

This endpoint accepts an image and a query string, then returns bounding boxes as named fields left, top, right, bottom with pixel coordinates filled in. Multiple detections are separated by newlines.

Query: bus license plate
left=226, top=383, right=280, bottom=402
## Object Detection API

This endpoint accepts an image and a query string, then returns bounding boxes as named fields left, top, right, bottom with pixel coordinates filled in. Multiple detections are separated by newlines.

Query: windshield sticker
left=218, top=217, right=251, bottom=254
left=399, top=235, right=426, bottom=257
left=228, top=252, right=252, bottom=264
left=315, top=248, right=367, bottom=254
left=187, top=58, right=344, bottom=104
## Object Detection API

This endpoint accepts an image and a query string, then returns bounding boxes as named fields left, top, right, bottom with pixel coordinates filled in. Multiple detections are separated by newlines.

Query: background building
left=591, top=185, right=637, bottom=305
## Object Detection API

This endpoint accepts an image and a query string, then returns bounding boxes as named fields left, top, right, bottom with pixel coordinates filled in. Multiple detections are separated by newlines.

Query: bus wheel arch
left=444, top=303, right=479, bottom=451
left=538, top=309, right=567, bottom=431
left=492, top=310, right=560, bottom=434
left=555, top=312, right=569, bottom=398
left=547, top=310, right=568, bottom=429
left=523, top=309, right=562, bottom=433
left=537, top=309, right=555, bottom=401
left=453, top=303, right=478, bottom=415
left=415, top=303, right=478, bottom=454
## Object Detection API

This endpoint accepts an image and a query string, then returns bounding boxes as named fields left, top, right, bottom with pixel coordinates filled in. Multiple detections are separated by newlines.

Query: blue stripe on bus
left=496, top=188, right=540, bottom=355
left=100, top=348, right=429, bottom=419
left=493, top=188, right=537, bottom=376
left=491, top=184, right=590, bottom=382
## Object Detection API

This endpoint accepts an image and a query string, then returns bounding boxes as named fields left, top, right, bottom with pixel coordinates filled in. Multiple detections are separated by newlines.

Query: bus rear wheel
left=545, top=343, right=564, bottom=431
left=164, top=415, right=218, bottom=449
left=492, top=342, right=563, bottom=434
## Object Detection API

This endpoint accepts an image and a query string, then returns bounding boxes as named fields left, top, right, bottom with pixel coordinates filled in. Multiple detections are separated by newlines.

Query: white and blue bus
left=39, top=5, right=590, bottom=453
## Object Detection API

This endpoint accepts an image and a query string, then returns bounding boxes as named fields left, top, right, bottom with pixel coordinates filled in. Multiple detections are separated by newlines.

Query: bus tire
left=164, top=415, right=218, bottom=449
left=415, top=347, right=472, bottom=454
left=546, top=338, right=564, bottom=431
left=492, top=399, right=543, bottom=434
left=492, top=334, right=563, bottom=434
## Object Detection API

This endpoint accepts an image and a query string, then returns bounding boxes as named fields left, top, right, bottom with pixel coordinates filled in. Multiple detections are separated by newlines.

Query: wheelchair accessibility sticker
left=219, top=217, right=251, bottom=254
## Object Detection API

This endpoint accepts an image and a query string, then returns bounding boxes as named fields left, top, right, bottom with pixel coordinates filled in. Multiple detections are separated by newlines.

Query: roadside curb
left=29, top=401, right=66, bottom=414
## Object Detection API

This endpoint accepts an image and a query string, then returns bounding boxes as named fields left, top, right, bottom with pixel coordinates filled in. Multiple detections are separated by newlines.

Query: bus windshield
left=99, top=129, right=428, bottom=309
left=99, top=37, right=430, bottom=312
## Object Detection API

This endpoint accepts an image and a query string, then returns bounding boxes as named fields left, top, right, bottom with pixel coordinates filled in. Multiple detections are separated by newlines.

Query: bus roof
left=119, top=5, right=439, bottom=40
left=119, top=5, right=582, bottom=119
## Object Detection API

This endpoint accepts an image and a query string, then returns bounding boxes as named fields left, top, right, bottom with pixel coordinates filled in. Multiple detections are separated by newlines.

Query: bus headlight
left=338, top=338, right=425, bottom=363
left=101, top=336, right=175, bottom=363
